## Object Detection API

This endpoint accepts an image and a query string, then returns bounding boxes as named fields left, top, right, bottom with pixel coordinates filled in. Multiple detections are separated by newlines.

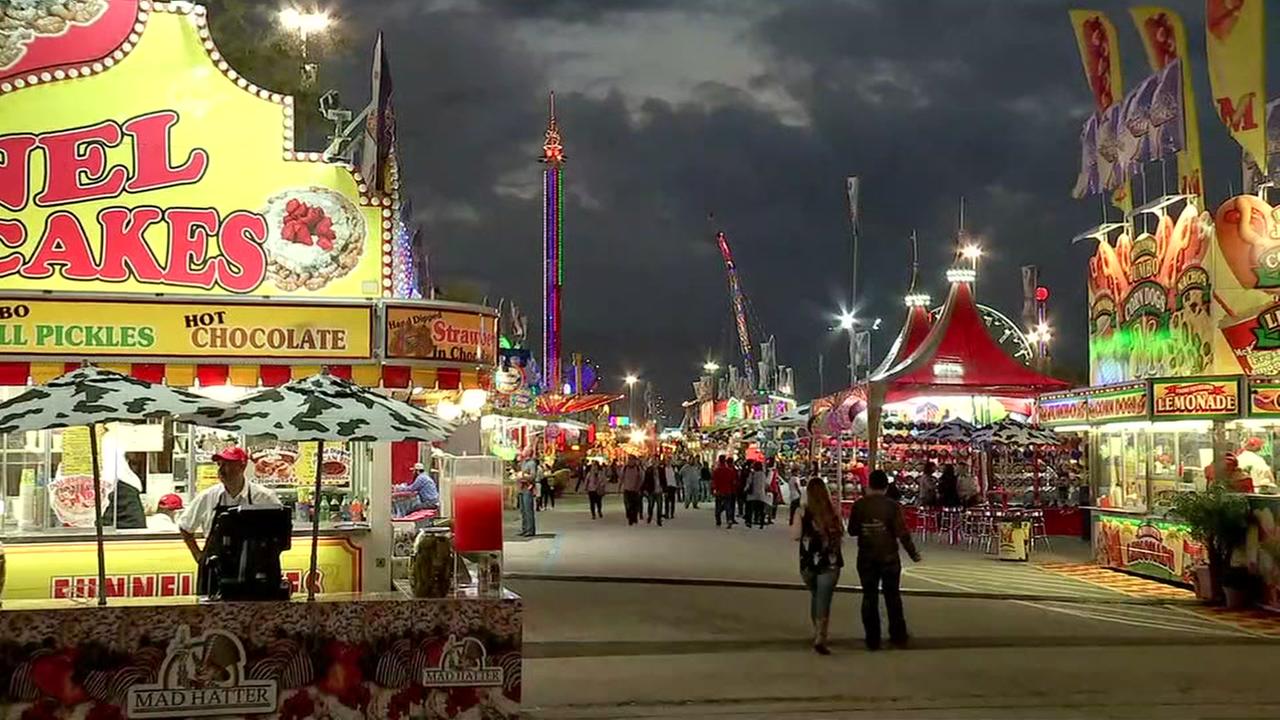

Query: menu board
left=248, top=439, right=351, bottom=487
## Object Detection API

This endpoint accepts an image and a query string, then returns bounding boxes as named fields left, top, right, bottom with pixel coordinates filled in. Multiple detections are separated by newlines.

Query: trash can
left=998, top=520, right=1029, bottom=562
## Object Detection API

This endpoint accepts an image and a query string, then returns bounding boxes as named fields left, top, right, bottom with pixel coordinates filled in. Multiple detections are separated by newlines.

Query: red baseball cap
left=213, top=446, right=249, bottom=463
left=157, top=493, right=184, bottom=511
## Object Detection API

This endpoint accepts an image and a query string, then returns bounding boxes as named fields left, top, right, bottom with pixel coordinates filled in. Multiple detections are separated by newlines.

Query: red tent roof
left=871, top=274, right=1068, bottom=400
left=870, top=303, right=933, bottom=378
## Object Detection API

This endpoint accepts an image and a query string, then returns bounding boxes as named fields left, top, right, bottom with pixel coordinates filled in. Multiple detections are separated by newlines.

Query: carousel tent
left=870, top=269, right=1069, bottom=400
left=869, top=296, right=934, bottom=379
left=864, top=265, right=1069, bottom=464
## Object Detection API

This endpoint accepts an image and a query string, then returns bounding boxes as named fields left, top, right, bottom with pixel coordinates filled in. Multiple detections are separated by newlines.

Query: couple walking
left=793, top=470, right=921, bottom=653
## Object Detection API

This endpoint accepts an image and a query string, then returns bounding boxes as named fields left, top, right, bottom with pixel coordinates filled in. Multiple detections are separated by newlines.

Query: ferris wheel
left=930, top=303, right=1034, bottom=366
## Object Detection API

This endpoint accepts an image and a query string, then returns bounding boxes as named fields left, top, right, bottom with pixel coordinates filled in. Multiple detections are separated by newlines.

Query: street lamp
left=835, top=310, right=858, bottom=386
left=1026, top=323, right=1052, bottom=370
left=278, top=7, right=332, bottom=87
left=702, top=361, right=720, bottom=374
left=624, top=374, right=639, bottom=422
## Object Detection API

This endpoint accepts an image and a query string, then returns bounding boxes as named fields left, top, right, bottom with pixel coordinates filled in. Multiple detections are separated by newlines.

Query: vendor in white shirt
left=178, top=446, right=281, bottom=564
left=1236, top=437, right=1277, bottom=493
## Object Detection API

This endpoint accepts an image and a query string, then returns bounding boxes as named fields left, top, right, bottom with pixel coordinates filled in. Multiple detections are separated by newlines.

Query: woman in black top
left=792, top=476, right=844, bottom=654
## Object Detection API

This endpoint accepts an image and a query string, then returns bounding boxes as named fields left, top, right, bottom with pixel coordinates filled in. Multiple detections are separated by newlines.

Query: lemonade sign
left=0, top=3, right=387, bottom=298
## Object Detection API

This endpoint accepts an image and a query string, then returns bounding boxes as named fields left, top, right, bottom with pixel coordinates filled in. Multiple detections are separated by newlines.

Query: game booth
left=0, top=4, right=521, bottom=718
left=1040, top=195, right=1280, bottom=607
left=811, top=263, right=1074, bottom=538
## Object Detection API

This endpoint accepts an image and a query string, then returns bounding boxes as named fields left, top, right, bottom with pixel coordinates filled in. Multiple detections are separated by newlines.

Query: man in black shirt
left=848, top=469, right=922, bottom=650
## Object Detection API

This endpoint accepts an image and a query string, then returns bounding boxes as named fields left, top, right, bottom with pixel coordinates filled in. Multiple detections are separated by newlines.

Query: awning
left=0, top=361, right=491, bottom=391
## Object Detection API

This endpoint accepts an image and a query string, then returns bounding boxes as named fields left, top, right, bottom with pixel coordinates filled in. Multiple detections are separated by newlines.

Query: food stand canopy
left=536, top=393, right=624, bottom=416
left=871, top=277, right=1069, bottom=400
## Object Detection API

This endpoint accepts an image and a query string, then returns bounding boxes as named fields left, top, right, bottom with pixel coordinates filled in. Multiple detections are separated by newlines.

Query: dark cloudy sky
left=310, top=0, right=1275, bottom=422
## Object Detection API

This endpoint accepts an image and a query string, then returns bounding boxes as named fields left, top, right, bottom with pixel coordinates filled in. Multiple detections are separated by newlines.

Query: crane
left=715, top=231, right=754, bottom=382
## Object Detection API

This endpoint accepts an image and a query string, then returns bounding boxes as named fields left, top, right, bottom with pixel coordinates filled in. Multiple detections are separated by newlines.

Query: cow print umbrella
left=920, top=418, right=976, bottom=444
left=210, top=372, right=455, bottom=600
left=0, top=366, right=230, bottom=435
left=0, top=366, right=231, bottom=606
left=973, top=418, right=1059, bottom=446
left=209, top=372, right=454, bottom=442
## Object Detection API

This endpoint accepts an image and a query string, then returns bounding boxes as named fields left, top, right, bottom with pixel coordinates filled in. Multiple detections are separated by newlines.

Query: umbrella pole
left=308, top=439, right=324, bottom=602
left=88, top=424, right=107, bottom=607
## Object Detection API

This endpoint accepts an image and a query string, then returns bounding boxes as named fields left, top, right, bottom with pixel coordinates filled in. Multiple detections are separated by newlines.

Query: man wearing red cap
left=178, top=446, right=281, bottom=565
left=1236, top=437, right=1276, bottom=492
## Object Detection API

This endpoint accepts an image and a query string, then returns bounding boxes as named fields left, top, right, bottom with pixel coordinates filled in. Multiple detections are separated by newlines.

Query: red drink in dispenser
left=453, top=479, right=504, bottom=553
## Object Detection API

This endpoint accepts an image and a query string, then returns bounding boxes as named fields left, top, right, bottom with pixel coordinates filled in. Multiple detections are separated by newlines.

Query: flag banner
left=1069, top=10, right=1124, bottom=112
left=1131, top=6, right=1204, bottom=200
left=1073, top=113, right=1100, bottom=199
left=1021, top=265, right=1040, bottom=329
left=1098, top=102, right=1126, bottom=192
left=359, top=32, right=397, bottom=195
left=1119, top=60, right=1185, bottom=171
left=1069, top=10, right=1132, bottom=212
left=1205, top=0, right=1266, bottom=176
left=1242, top=98, right=1280, bottom=192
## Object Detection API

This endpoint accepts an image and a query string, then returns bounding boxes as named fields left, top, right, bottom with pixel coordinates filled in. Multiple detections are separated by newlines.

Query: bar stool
left=939, top=507, right=963, bottom=545
left=1028, top=508, right=1052, bottom=552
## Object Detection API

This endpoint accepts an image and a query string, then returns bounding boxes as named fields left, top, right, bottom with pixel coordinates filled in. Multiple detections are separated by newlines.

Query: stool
left=1028, top=509, right=1051, bottom=552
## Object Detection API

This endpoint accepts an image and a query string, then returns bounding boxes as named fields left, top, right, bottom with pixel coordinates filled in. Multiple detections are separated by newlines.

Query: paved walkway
left=506, top=496, right=1159, bottom=602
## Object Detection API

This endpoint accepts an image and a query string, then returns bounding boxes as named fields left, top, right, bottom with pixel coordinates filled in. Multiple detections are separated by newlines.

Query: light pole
left=625, top=374, right=639, bottom=422
left=837, top=310, right=857, bottom=387
left=1027, top=323, right=1052, bottom=372
left=278, top=7, right=332, bottom=88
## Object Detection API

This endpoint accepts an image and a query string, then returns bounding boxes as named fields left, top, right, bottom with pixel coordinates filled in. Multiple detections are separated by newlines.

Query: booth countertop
left=0, top=524, right=370, bottom=544
left=0, top=587, right=520, bottom=613
left=1082, top=506, right=1152, bottom=516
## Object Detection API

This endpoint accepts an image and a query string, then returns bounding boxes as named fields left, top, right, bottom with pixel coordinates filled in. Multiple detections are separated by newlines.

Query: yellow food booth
left=0, top=3, right=518, bottom=718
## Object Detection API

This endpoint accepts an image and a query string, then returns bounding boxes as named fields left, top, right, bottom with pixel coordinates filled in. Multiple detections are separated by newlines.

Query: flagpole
left=308, top=438, right=325, bottom=602
left=89, top=424, right=107, bottom=606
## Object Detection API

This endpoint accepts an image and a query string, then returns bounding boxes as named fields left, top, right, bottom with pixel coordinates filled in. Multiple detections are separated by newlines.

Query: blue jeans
left=518, top=489, right=536, bottom=536
left=802, top=568, right=841, bottom=621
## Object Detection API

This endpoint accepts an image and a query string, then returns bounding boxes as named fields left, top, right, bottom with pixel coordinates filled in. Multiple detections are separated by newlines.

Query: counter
left=0, top=589, right=522, bottom=719
left=1091, top=508, right=1202, bottom=585
left=0, top=529, right=366, bottom=600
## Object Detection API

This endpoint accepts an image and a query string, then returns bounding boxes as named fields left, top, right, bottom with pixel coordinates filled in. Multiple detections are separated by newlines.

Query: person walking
left=585, top=461, right=607, bottom=519
left=711, top=455, right=738, bottom=528
left=938, top=464, right=961, bottom=508
left=539, top=464, right=556, bottom=510
left=848, top=469, right=921, bottom=650
left=699, top=461, right=712, bottom=505
left=918, top=461, right=939, bottom=507
left=792, top=476, right=843, bottom=654
left=736, top=460, right=751, bottom=518
left=681, top=459, right=701, bottom=509
left=788, top=464, right=803, bottom=525
left=620, top=456, right=644, bottom=526
left=517, top=456, right=538, bottom=537
left=643, top=460, right=664, bottom=526
left=661, top=459, right=678, bottom=519
left=745, top=461, right=768, bottom=528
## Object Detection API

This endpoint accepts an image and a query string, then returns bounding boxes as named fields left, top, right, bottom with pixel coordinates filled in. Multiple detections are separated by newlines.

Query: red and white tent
left=863, top=266, right=1068, bottom=465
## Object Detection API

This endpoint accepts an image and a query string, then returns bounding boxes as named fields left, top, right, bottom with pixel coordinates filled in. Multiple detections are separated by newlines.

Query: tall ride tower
left=540, top=92, right=565, bottom=391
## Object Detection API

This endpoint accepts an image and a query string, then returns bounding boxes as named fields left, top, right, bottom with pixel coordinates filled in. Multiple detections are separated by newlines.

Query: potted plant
left=1168, top=484, right=1250, bottom=606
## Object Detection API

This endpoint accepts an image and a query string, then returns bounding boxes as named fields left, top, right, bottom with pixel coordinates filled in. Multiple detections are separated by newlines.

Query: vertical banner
left=1130, top=7, right=1205, bottom=202
left=1068, top=10, right=1132, bottom=213
left=360, top=31, right=398, bottom=195
left=1021, top=265, right=1040, bottom=330
left=1204, top=0, right=1266, bottom=177
left=846, top=176, right=860, bottom=308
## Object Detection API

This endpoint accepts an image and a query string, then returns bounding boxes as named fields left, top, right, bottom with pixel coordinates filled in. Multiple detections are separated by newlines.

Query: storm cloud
left=317, top=0, right=1273, bottom=419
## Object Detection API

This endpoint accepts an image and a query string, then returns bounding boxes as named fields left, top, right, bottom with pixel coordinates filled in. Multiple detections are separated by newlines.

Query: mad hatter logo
left=126, top=625, right=277, bottom=718
left=421, top=635, right=504, bottom=688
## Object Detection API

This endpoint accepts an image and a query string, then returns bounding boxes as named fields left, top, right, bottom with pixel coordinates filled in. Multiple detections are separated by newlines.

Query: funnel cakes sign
left=0, top=2, right=388, bottom=298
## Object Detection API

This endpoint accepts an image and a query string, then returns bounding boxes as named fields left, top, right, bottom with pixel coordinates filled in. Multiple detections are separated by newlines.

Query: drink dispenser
left=441, top=454, right=504, bottom=595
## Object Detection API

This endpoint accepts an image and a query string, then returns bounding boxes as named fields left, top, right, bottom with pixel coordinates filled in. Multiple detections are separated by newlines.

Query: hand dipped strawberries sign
left=0, top=3, right=388, bottom=298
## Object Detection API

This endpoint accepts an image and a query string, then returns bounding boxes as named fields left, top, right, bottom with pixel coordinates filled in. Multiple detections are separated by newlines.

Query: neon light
left=540, top=93, right=565, bottom=388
